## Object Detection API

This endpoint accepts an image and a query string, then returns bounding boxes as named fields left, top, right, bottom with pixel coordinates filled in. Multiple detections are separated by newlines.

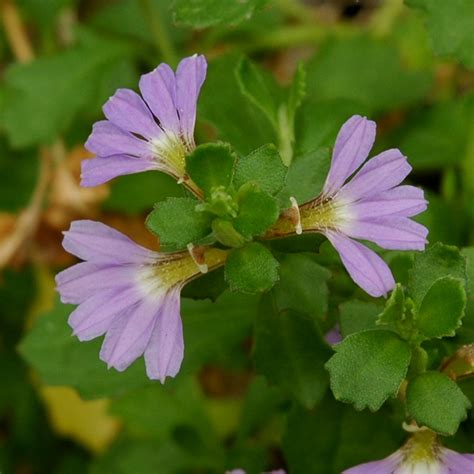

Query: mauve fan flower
left=81, top=54, right=206, bottom=195
left=269, top=115, right=428, bottom=297
left=343, top=429, right=474, bottom=473
left=55, top=220, right=227, bottom=382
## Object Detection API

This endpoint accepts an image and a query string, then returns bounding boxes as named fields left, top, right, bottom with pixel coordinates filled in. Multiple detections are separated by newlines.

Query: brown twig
left=1, top=0, right=34, bottom=62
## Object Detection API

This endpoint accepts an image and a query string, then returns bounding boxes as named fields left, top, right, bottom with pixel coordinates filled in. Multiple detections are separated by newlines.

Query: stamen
left=187, top=243, right=209, bottom=274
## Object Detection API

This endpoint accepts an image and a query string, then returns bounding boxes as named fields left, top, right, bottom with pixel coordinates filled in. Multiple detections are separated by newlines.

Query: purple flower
left=343, top=430, right=474, bottom=473
left=325, top=325, right=342, bottom=345
left=270, top=115, right=428, bottom=297
left=55, top=220, right=227, bottom=382
left=82, top=54, right=207, bottom=195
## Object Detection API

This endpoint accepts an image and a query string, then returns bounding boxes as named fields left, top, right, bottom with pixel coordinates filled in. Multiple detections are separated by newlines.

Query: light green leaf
left=326, top=330, right=411, bottom=411
left=146, top=197, right=212, bottom=250
left=408, top=243, right=467, bottom=307
left=172, top=0, right=269, bottom=28
left=416, top=276, right=466, bottom=339
left=225, top=243, right=279, bottom=294
left=407, top=371, right=471, bottom=435
left=233, top=183, right=280, bottom=238
left=405, top=0, right=474, bottom=69
left=186, top=143, right=236, bottom=197
left=233, top=144, right=287, bottom=196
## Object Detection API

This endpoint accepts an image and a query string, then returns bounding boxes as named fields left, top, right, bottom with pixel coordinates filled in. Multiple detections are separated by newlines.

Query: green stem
left=138, top=0, right=177, bottom=65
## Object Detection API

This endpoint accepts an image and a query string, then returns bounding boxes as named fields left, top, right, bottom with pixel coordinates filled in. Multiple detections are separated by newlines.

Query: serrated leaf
left=172, top=0, right=269, bottom=28
left=326, top=330, right=411, bottom=411
left=225, top=243, right=279, bottom=294
left=235, top=56, right=280, bottom=128
left=255, top=302, right=331, bottom=409
left=408, top=243, right=467, bottom=306
left=377, top=284, right=406, bottom=329
left=406, top=371, right=471, bottom=435
left=416, top=276, right=466, bottom=339
left=186, top=143, right=236, bottom=197
left=405, top=0, right=474, bottom=69
left=272, top=253, right=330, bottom=321
left=339, top=300, right=381, bottom=338
left=146, top=197, right=212, bottom=250
left=233, top=184, right=280, bottom=238
left=233, top=144, right=287, bottom=196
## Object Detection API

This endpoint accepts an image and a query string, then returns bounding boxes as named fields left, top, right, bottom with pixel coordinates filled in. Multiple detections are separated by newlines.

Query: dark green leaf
left=173, top=0, right=269, bottom=28
left=408, top=243, right=467, bottom=306
left=305, top=35, right=432, bottom=113
left=146, top=197, right=212, bottom=250
left=272, top=253, right=330, bottom=321
left=407, top=371, right=471, bottom=435
left=225, top=243, right=279, bottom=294
left=186, top=143, right=236, bottom=196
left=233, top=144, right=287, bottom=196
left=416, top=276, right=466, bottom=338
left=233, top=184, right=280, bottom=238
left=326, top=330, right=411, bottom=411
left=339, top=300, right=381, bottom=338
left=255, top=302, right=332, bottom=408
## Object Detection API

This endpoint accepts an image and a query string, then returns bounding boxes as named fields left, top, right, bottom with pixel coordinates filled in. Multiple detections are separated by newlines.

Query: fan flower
left=269, top=115, right=428, bottom=297
left=82, top=54, right=207, bottom=196
left=55, top=220, right=227, bottom=382
left=343, top=429, right=474, bottom=473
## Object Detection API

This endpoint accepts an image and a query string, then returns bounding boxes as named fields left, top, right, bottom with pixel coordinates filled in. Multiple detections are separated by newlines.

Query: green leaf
left=235, top=56, right=280, bottom=129
left=405, top=0, right=474, bottom=69
left=272, top=253, right=330, bottom=321
left=225, top=243, right=279, bottom=294
left=283, top=396, right=404, bottom=474
left=326, top=330, right=411, bottom=411
left=255, top=303, right=332, bottom=408
left=18, top=299, right=153, bottom=399
left=278, top=147, right=331, bottom=205
left=408, top=243, right=467, bottom=306
left=172, top=0, right=269, bottom=28
left=104, top=172, right=183, bottom=215
left=146, top=197, right=212, bottom=250
left=406, top=371, right=471, bottom=435
left=339, top=300, right=381, bottom=338
left=186, top=143, right=236, bottom=197
left=181, top=268, right=227, bottom=301
left=416, top=277, right=466, bottom=339
left=233, top=144, right=287, bottom=196
left=198, top=54, right=275, bottom=155
left=3, top=30, right=135, bottom=147
left=377, top=284, right=406, bottom=330
left=233, top=184, right=280, bottom=238
left=305, top=35, right=432, bottom=113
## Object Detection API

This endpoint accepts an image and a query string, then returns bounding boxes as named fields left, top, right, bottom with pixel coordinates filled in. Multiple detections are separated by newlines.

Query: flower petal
left=139, top=63, right=180, bottom=134
left=342, top=452, right=402, bottom=474
left=349, top=185, right=427, bottom=219
left=99, top=299, right=160, bottom=372
left=56, top=262, right=135, bottom=304
left=340, top=216, right=428, bottom=251
left=443, top=449, right=474, bottom=474
left=68, top=286, right=141, bottom=341
left=85, top=120, right=150, bottom=157
left=80, top=155, right=157, bottom=187
left=176, top=54, right=207, bottom=146
left=325, top=231, right=395, bottom=297
left=62, top=220, right=157, bottom=264
left=103, top=88, right=162, bottom=140
left=323, top=115, right=376, bottom=196
left=338, top=149, right=411, bottom=202
left=144, top=289, right=184, bottom=383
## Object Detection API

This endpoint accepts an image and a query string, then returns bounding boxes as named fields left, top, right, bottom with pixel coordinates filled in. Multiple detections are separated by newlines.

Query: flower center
left=150, top=132, right=189, bottom=178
